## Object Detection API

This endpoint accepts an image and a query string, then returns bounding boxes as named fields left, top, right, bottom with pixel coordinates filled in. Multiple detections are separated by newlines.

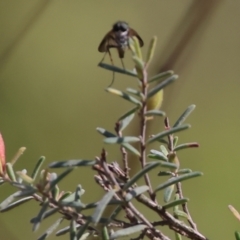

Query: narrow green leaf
left=6, top=163, right=16, bottom=182
left=177, top=169, right=192, bottom=174
left=48, top=168, right=73, bottom=191
left=173, top=136, right=178, bottom=147
left=147, top=75, right=178, bottom=99
left=154, top=172, right=203, bottom=193
left=30, top=208, right=58, bottom=223
left=118, top=107, right=139, bottom=124
left=160, top=145, right=168, bottom=156
left=147, top=124, right=190, bottom=144
left=59, top=192, right=75, bottom=202
left=158, top=171, right=172, bottom=176
left=104, top=136, right=140, bottom=144
left=173, top=105, right=196, bottom=128
left=79, top=232, right=91, bottom=240
left=98, top=62, right=137, bottom=77
left=163, top=185, right=174, bottom=203
left=96, top=128, right=116, bottom=138
left=148, top=71, right=174, bottom=83
left=91, top=190, right=115, bottom=224
left=37, top=218, right=64, bottom=240
left=144, top=110, right=165, bottom=117
left=163, top=198, right=189, bottom=210
left=118, top=113, right=135, bottom=132
left=174, top=210, right=189, bottom=220
left=102, top=226, right=110, bottom=240
left=146, top=36, right=157, bottom=66
left=49, top=160, right=96, bottom=168
left=32, top=200, right=49, bottom=231
left=0, top=191, right=21, bottom=209
left=131, top=36, right=142, bottom=60
left=121, top=143, right=140, bottom=156
left=126, top=88, right=141, bottom=96
left=148, top=150, right=168, bottom=161
left=132, top=56, right=144, bottom=70
left=76, top=218, right=91, bottom=239
left=123, top=162, right=160, bottom=190
left=175, top=232, right=182, bottom=240
left=31, top=156, right=45, bottom=181
left=0, top=196, right=33, bottom=212
left=16, top=171, right=34, bottom=184
left=106, top=88, right=142, bottom=106
left=174, top=142, right=199, bottom=151
left=110, top=224, right=147, bottom=239
left=56, top=226, right=80, bottom=236
left=235, top=231, right=240, bottom=240
left=125, top=186, right=149, bottom=202
left=109, top=205, right=122, bottom=221
left=153, top=161, right=177, bottom=169
left=70, top=219, right=77, bottom=240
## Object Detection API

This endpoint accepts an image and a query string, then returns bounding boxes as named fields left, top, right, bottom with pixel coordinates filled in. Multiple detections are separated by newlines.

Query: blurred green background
left=0, top=0, right=240, bottom=239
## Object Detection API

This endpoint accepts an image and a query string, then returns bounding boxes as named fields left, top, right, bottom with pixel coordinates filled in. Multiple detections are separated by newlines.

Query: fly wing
left=129, top=28, right=144, bottom=47
left=98, top=31, right=119, bottom=52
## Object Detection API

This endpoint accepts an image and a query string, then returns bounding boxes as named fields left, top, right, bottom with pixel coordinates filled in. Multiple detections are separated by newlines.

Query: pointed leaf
left=48, top=168, right=73, bottom=191
left=106, top=88, right=142, bottom=106
left=125, top=186, right=149, bottom=201
left=30, top=208, right=58, bottom=223
left=37, top=218, right=64, bottom=240
left=76, top=218, right=91, bottom=239
left=154, top=172, right=203, bottom=193
left=104, top=136, right=140, bottom=144
left=56, top=225, right=80, bottom=236
left=148, top=70, right=174, bottom=83
left=91, top=190, right=115, bottom=224
left=118, top=113, right=135, bottom=132
left=164, top=185, right=175, bottom=203
left=147, top=75, right=178, bottom=99
left=6, top=163, right=16, bottom=182
left=49, top=160, right=95, bottom=168
left=96, top=128, right=116, bottom=138
left=0, top=191, right=23, bottom=209
left=32, top=200, right=49, bottom=231
left=31, top=156, right=45, bottom=180
left=121, top=143, right=140, bottom=156
left=118, top=107, right=139, bottom=123
left=146, top=36, right=157, bottom=66
left=110, top=224, right=147, bottom=239
left=123, top=162, right=160, bottom=190
left=163, top=198, right=189, bottom=210
left=147, top=124, right=190, bottom=144
left=0, top=196, right=33, bottom=212
left=173, top=105, right=196, bottom=127
left=98, top=62, right=137, bottom=77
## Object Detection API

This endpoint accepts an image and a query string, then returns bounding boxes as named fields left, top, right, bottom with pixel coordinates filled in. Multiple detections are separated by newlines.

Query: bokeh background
left=0, top=0, right=240, bottom=239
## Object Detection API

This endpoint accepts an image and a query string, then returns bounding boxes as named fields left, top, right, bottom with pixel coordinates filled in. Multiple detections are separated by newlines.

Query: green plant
left=0, top=36, right=207, bottom=240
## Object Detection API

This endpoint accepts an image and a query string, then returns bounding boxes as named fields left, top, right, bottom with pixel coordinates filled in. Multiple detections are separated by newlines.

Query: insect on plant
left=98, top=21, right=144, bottom=86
